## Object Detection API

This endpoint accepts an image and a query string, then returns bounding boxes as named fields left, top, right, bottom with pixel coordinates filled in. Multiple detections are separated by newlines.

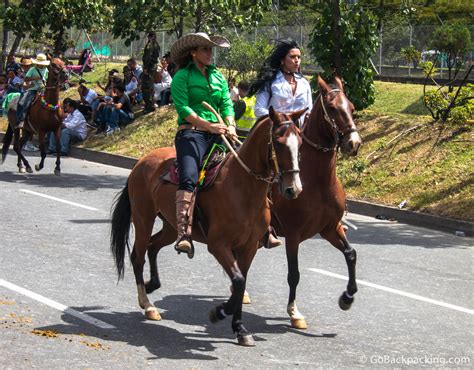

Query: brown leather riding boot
left=175, top=190, right=196, bottom=258
left=259, top=226, right=282, bottom=249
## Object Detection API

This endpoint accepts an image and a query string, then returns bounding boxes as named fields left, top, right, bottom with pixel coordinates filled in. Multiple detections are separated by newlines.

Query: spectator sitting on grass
left=48, top=98, right=87, bottom=156
left=77, top=82, right=100, bottom=122
left=97, top=83, right=134, bottom=135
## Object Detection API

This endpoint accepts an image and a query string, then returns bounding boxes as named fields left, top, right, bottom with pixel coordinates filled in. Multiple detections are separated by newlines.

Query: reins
left=202, top=102, right=282, bottom=184
left=301, top=88, right=357, bottom=152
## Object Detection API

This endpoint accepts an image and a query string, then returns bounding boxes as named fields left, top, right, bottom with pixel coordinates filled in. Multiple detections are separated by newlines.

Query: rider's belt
left=178, top=124, right=208, bottom=132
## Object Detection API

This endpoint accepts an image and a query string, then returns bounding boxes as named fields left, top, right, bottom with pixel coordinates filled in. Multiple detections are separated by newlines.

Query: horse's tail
left=110, top=180, right=132, bottom=280
left=1, top=122, right=14, bottom=164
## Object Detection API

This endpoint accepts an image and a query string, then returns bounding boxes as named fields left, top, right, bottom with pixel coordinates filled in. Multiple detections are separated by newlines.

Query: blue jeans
left=48, top=128, right=83, bottom=154
left=16, top=90, right=37, bottom=122
left=98, top=106, right=133, bottom=129
left=175, top=129, right=221, bottom=192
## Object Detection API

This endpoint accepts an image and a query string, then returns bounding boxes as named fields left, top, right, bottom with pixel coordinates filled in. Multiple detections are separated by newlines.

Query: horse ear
left=269, top=106, right=276, bottom=120
left=334, top=75, right=344, bottom=90
left=317, top=75, right=331, bottom=94
left=289, top=108, right=308, bottom=123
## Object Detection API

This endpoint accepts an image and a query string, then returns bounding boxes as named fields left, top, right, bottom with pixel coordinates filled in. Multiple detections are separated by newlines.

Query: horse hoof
left=35, top=164, right=41, bottom=172
left=26, top=167, right=33, bottom=174
left=339, top=292, right=354, bottom=311
left=145, top=307, right=161, bottom=321
left=54, top=168, right=61, bottom=176
left=290, top=318, right=308, bottom=330
left=242, top=292, right=251, bottom=305
left=209, top=307, right=219, bottom=324
left=237, top=333, right=255, bottom=347
left=19, top=167, right=26, bottom=174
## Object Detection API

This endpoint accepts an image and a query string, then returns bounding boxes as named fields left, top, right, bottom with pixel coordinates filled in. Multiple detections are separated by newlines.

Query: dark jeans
left=175, top=129, right=221, bottom=192
left=16, top=90, right=37, bottom=122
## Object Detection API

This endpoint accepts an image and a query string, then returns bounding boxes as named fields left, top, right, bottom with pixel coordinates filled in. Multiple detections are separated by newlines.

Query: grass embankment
left=1, top=65, right=472, bottom=221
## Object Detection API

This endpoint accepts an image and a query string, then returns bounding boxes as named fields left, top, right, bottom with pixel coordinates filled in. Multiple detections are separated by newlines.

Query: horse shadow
left=34, top=295, right=335, bottom=360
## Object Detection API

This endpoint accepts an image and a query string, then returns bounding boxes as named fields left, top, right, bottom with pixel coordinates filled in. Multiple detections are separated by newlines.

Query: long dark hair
left=248, top=39, right=301, bottom=97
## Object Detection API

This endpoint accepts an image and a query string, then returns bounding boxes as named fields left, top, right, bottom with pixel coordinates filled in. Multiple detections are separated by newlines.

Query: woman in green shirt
left=170, top=32, right=236, bottom=257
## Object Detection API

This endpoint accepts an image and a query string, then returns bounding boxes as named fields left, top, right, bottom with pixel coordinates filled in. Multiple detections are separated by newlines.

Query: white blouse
left=254, top=71, right=313, bottom=125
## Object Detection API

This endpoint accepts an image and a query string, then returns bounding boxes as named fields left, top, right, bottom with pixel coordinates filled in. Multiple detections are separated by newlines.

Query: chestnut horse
left=110, top=108, right=303, bottom=346
left=1, top=58, right=68, bottom=175
left=269, top=76, right=362, bottom=329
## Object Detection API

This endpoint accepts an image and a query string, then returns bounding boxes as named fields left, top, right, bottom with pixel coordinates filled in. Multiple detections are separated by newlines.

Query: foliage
left=419, top=61, right=438, bottom=78
left=401, top=46, right=421, bottom=68
left=424, top=84, right=474, bottom=125
left=220, top=35, right=272, bottom=82
left=309, top=1, right=379, bottom=110
left=110, top=0, right=272, bottom=44
left=4, top=0, right=111, bottom=55
left=429, top=24, right=472, bottom=81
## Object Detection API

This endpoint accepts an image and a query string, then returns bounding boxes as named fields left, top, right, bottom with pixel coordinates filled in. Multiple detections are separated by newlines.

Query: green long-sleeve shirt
left=171, top=62, right=234, bottom=125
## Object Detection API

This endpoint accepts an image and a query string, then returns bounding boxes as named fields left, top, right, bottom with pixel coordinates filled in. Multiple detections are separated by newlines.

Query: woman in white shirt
left=48, top=98, right=87, bottom=156
left=250, top=39, right=312, bottom=127
left=249, top=39, right=313, bottom=248
left=154, top=57, right=173, bottom=106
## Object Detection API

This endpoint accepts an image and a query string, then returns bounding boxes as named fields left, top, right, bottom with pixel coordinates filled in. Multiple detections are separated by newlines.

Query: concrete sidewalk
left=1, top=132, right=472, bottom=237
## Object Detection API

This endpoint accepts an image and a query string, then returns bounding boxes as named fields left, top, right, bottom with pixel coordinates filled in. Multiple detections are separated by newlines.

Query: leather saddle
left=160, top=145, right=229, bottom=191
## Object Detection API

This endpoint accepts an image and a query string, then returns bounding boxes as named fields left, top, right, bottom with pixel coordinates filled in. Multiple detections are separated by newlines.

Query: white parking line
left=0, top=279, right=116, bottom=330
left=20, top=189, right=100, bottom=211
left=308, top=268, right=474, bottom=315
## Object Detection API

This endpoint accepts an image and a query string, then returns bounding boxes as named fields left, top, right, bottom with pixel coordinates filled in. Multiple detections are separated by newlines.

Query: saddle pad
left=160, top=154, right=229, bottom=191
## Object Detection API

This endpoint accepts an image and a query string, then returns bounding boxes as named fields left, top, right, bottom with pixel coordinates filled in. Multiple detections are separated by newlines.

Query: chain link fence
left=4, top=25, right=473, bottom=79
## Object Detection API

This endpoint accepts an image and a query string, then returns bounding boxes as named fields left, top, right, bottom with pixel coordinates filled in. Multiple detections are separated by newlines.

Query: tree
left=3, top=0, right=111, bottom=55
left=309, top=0, right=379, bottom=110
left=110, top=0, right=273, bottom=45
left=430, top=24, right=471, bottom=83
left=220, top=35, right=272, bottom=81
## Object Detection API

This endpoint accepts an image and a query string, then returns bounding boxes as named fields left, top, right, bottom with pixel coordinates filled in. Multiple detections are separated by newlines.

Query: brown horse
left=268, top=76, right=362, bottom=329
left=1, top=58, right=68, bottom=175
left=110, top=108, right=304, bottom=346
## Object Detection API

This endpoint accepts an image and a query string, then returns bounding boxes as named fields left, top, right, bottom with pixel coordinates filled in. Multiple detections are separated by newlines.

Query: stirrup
left=174, top=236, right=195, bottom=259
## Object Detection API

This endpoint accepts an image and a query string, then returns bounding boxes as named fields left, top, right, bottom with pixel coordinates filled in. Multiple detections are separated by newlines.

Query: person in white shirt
left=48, top=98, right=87, bottom=156
left=78, top=83, right=99, bottom=121
left=154, top=56, right=172, bottom=106
left=250, top=39, right=313, bottom=127
left=249, top=39, right=313, bottom=249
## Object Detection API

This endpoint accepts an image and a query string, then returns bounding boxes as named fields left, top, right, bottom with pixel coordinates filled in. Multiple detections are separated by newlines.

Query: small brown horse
left=269, top=76, right=362, bottom=329
left=110, top=108, right=303, bottom=346
left=1, top=58, right=68, bottom=175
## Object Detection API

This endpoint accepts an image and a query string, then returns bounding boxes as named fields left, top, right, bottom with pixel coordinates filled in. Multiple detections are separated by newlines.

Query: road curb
left=2, top=132, right=472, bottom=237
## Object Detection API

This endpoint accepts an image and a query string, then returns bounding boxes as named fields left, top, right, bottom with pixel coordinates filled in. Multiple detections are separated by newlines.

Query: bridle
left=301, top=88, right=358, bottom=152
left=224, top=118, right=300, bottom=184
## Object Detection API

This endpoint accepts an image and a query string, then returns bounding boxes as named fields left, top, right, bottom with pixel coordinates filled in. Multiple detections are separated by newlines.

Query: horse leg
left=321, top=223, right=358, bottom=310
left=285, top=236, right=307, bottom=329
left=35, top=131, right=46, bottom=172
left=231, top=246, right=258, bottom=346
left=15, top=130, right=32, bottom=173
left=145, top=219, right=177, bottom=294
left=131, top=218, right=161, bottom=321
left=208, top=247, right=254, bottom=346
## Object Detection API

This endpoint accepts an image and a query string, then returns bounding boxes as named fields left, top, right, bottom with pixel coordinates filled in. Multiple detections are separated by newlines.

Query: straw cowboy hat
left=170, top=32, right=230, bottom=62
left=20, top=58, right=33, bottom=66
left=32, top=53, right=50, bottom=66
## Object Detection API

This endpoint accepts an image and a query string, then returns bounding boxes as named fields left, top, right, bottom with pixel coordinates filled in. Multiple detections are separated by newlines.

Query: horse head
left=47, top=58, right=69, bottom=88
left=315, top=76, right=362, bottom=156
left=268, top=107, right=303, bottom=199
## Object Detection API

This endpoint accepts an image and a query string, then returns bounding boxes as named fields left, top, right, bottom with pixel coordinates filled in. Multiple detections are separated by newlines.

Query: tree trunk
left=53, top=28, right=66, bottom=56
left=331, top=0, right=342, bottom=76
left=9, top=34, right=22, bottom=58
left=1, top=0, right=9, bottom=74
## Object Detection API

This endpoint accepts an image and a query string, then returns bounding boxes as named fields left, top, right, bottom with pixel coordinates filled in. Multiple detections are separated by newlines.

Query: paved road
left=0, top=152, right=472, bottom=368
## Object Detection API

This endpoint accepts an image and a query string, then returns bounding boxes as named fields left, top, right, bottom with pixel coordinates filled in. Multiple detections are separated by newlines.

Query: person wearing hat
left=141, top=31, right=161, bottom=113
left=16, top=53, right=50, bottom=128
left=170, top=32, right=236, bottom=257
